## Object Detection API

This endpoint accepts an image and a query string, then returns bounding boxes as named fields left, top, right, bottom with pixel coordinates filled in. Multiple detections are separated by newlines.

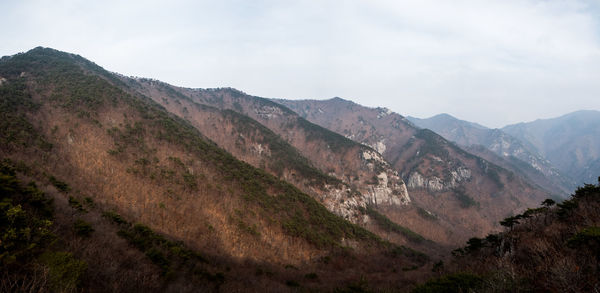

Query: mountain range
left=1, top=47, right=597, bottom=292
left=502, top=110, right=600, bottom=187
left=408, top=110, right=600, bottom=194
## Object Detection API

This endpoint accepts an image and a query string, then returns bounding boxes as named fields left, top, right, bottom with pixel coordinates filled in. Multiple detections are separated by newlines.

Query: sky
left=2, top=0, right=600, bottom=128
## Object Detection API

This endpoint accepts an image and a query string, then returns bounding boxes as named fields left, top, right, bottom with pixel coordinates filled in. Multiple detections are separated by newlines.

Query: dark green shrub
left=49, top=176, right=70, bottom=192
left=567, top=226, right=600, bottom=248
left=365, top=206, right=426, bottom=243
left=557, top=199, right=578, bottom=219
left=73, top=219, right=94, bottom=237
left=465, top=237, right=483, bottom=252
left=412, top=272, right=483, bottom=293
left=102, top=211, right=127, bottom=225
left=145, top=247, right=170, bottom=271
left=0, top=166, right=54, bottom=266
left=454, top=189, right=478, bottom=208
left=541, top=198, right=556, bottom=207
left=432, top=261, right=444, bottom=273
left=500, top=216, right=519, bottom=229
left=389, top=245, right=429, bottom=265
left=68, top=196, right=85, bottom=211
left=39, top=251, right=87, bottom=292
left=485, top=234, right=500, bottom=246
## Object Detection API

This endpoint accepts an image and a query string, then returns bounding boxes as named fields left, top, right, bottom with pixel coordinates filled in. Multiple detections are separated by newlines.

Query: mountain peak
left=328, top=96, right=355, bottom=105
left=430, top=113, right=455, bottom=119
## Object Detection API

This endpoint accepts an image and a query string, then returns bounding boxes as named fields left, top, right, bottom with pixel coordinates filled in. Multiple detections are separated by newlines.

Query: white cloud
left=1, top=0, right=599, bottom=127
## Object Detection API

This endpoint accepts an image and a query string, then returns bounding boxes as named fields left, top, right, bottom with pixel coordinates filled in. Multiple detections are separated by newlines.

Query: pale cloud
left=1, top=0, right=599, bottom=127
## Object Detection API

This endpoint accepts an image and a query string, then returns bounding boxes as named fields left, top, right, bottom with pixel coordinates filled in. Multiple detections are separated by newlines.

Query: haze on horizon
left=2, top=0, right=600, bottom=128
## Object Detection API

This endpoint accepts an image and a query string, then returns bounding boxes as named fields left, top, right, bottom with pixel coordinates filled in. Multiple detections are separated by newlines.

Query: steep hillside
left=415, top=178, right=600, bottom=292
left=275, top=98, right=550, bottom=245
left=0, top=47, right=429, bottom=291
left=503, top=110, right=600, bottom=187
left=408, top=113, right=573, bottom=194
left=122, top=78, right=356, bottom=215
left=129, top=83, right=412, bottom=227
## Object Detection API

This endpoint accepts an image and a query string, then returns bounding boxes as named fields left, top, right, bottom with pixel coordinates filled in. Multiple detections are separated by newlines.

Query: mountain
left=502, top=110, right=600, bottom=187
left=0, top=47, right=429, bottom=292
left=407, top=113, right=574, bottom=195
left=119, top=79, right=411, bottom=226
left=274, top=98, right=550, bottom=246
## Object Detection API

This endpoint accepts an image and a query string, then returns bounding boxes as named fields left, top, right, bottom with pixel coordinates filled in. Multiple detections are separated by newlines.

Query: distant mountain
left=274, top=98, right=550, bottom=246
left=502, top=110, right=600, bottom=187
left=407, top=114, right=574, bottom=195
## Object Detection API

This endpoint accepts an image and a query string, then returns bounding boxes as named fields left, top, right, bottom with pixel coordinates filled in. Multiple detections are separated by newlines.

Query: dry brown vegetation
left=0, top=47, right=437, bottom=292
left=125, top=76, right=429, bottom=251
left=6, top=46, right=589, bottom=293
left=415, top=179, right=600, bottom=292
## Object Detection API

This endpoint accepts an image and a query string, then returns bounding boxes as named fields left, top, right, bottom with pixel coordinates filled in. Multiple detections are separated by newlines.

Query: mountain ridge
left=273, top=97, right=550, bottom=245
left=0, top=47, right=431, bottom=291
left=502, top=109, right=600, bottom=186
left=407, top=112, right=575, bottom=195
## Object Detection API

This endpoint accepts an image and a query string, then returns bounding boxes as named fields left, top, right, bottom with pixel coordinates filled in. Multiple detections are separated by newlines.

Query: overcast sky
left=2, top=0, right=599, bottom=128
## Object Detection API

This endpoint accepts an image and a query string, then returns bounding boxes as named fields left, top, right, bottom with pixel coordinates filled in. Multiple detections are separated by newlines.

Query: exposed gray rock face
left=360, top=149, right=411, bottom=206
left=367, top=139, right=387, bottom=155
left=319, top=184, right=363, bottom=221
left=299, top=147, right=412, bottom=223
left=317, top=159, right=411, bottom=223
left=254, top=105, right=284, bottom=119
left=407, top=166, right=471, bottom=192
left=407, top=172, right=444, bottom=191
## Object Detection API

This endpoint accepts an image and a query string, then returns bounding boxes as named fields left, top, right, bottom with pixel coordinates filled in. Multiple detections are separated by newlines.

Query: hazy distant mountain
left=407, top=114, right=574, bottom=195
left=502, top=110, right=600, bottom=187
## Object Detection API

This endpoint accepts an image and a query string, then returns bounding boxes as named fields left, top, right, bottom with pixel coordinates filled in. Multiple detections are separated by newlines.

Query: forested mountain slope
left=0, top=47, right=429, bottom=292
left=415, top=178, right=600, bottom=292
